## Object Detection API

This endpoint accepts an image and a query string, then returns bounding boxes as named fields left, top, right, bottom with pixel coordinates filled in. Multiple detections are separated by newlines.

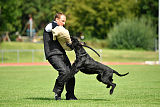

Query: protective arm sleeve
left=52, top=26, right=72, bottom=51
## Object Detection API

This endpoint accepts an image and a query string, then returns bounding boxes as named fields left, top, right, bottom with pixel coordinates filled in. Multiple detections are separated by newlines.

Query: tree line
left=0, top=0, right=158, bottom=39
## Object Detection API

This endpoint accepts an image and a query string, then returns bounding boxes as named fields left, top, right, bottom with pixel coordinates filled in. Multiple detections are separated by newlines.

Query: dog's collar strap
left=81, top=45, right=100, bottom=57
left=79, top=53, right=87, bottom=57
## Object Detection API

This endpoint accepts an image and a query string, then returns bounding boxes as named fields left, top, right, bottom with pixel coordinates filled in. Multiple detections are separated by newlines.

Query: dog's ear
left=70, top=36, right=73, bottom=40
left=71, top=36, right=79, bottom=41
left=70, top=36, right=76, bottom=41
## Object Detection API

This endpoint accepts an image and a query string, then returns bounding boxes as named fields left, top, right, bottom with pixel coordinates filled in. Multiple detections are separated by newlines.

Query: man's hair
left=54, top=13, right=65, bottom=21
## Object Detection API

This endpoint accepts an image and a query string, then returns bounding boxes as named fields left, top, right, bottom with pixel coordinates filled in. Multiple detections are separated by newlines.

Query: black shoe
left=55, top=93, right=61, bottom=100
left=66, top=94, right=78, bottom=100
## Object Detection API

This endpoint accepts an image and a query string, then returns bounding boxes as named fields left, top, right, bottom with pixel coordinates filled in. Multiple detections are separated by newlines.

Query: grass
left=0, top=42, right=43, bottom=49
left=0, top=42, right=158, bottom=63
left=99, top=49, right=158, bottom=62
left=0, top=65, right=160, bottom=107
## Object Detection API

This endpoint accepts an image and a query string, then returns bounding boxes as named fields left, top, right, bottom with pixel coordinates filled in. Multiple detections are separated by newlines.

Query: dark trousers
left=48, top=54, right=75, bottom=96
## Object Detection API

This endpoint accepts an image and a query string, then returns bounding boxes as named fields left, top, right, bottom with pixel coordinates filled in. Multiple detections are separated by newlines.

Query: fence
left=0, top=49, right=102, bottom=63
left=0, top=49, right=45, bottom=63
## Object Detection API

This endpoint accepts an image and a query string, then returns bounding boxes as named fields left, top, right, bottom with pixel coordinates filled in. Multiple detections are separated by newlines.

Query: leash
left=81, top=45, right=100, bottom=57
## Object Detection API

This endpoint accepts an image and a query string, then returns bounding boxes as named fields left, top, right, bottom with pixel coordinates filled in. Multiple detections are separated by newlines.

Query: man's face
left=56, top=15, right=66, bottom=26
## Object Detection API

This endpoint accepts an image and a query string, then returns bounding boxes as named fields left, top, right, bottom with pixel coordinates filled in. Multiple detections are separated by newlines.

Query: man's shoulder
left=52, top=21, right=58, bottom=29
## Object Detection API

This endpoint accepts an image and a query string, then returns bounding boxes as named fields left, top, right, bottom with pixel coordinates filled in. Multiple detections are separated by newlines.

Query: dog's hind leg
left=106, top=77, right=113, bottom=88
left=106, top=84, right=111, bottom=88
left=108, top=82, right=116, bottom=95
left=96, top=74, right=102, bottom=82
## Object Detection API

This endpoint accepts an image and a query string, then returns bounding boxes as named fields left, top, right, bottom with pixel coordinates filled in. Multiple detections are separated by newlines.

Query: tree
left=0, top=0, right=23, bottom=33
left=21, top=0, right=55, bottom=35
left=136, top=0, right=158, bottom=34
left=53, top=0, right=134, bottom=39
left=1, top=0, right=157, bottom=41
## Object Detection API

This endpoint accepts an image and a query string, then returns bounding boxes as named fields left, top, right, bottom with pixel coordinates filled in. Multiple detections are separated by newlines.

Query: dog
left=67, top=36, right=129, bottom=95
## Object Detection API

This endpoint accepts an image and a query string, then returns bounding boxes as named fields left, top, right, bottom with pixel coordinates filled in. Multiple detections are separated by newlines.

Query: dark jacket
left=43, top=21, right=65, bottom=59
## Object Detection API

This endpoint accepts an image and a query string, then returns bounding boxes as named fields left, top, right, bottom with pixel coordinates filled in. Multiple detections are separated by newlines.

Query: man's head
left=54, top=13, right=66, bottom=26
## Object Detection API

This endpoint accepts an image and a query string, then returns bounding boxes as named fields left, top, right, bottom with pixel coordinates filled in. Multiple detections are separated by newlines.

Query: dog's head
left=69, top=36, right=100, bottom=57
left=71, top=36, right=81, bottom=46
left=68, top=36, right=85, bottom=50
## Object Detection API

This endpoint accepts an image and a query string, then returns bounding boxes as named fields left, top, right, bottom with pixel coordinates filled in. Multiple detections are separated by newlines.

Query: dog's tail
left=113, top=70, right=129, bottom=77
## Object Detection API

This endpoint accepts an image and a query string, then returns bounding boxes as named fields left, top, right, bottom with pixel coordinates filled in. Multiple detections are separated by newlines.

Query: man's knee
left=59, top=69, right=70, bottom=75
left=58, top=70, right=71, bottom=82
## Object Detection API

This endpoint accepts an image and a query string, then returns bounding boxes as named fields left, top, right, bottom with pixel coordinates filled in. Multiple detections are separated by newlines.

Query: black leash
left=81, top=45, right=100, bottom=57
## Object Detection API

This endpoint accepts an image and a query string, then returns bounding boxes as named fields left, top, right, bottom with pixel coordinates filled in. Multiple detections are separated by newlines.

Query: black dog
left=68, top=37, right=129, bottom=95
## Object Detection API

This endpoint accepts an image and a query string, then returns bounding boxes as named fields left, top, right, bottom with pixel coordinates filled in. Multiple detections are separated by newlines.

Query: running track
left=0, top=62, right=145, bottom=66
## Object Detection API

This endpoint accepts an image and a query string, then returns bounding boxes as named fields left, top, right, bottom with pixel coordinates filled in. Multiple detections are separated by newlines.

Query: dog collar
left=79, top=53, right=87, bottom=57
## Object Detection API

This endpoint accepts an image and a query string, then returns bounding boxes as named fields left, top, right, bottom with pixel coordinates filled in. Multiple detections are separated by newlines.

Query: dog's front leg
left=66, top=60, right=81, bottom=80
left=64, top=64, right=79, bottom=83
left=70, top=61, right=82, bottom=77
left=65, top=61, right=82, bottom=81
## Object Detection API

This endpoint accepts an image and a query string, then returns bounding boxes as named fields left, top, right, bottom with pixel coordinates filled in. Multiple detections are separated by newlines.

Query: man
left=43, top=13, right=77, bottom=100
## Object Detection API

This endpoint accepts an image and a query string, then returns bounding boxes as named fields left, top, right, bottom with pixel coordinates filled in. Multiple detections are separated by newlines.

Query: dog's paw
left=110, top=89, right=114, bottom=95
left=106, top=85, right=111, bottom=88
left=109, top=84, right=116, bottom=95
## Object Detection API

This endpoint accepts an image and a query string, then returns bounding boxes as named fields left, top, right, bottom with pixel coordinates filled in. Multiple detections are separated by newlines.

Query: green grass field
left=0, top=65, right=160, bottom=107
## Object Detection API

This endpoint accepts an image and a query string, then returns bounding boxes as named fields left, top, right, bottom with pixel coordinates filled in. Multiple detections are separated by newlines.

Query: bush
left=10, top=35, right=18, bottom=41
left=108, top=17, right=156, bottom=50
